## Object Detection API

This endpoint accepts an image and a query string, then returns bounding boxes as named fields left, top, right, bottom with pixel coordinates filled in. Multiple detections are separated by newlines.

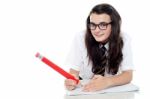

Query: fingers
left=82, top=80, right=92, bottom=91
left=65, top=79, right=76, bottom=86
left=64, top=79, right=77, bottom=91
left=71, top=73, right=79, bottom=79
left=82, top=79, right=98, bottom=92
left=83, top=84, right=94, bottom=92
left=66, top=85, right=76, bottom=91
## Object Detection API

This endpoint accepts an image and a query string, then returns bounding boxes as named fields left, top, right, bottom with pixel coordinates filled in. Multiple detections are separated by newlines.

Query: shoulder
left=73, top=30, right=86, bottom=46
left=121, top=32, right=132, bottom=51
left=120, top=32, right=134, bottom=71
left=74, top=30, right=86, bottom=41
left=72, top=30, right=87, bottom=54
left=121, top=32, right=133, bottom=53
left=121, top=32, right=132, bottom=44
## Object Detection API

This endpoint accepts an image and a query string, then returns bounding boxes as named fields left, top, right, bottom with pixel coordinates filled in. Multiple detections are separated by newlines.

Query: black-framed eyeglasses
left=88, top=22, right=112, bottom=30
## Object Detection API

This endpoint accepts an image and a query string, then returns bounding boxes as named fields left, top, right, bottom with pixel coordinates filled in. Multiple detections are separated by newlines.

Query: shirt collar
left=104, top=43, right=109, bottom=50
left=99, top=43, right=109, bottom=51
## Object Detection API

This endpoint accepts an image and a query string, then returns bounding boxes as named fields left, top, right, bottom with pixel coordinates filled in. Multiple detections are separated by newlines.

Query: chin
left=94, top=37, right=105, bottom=42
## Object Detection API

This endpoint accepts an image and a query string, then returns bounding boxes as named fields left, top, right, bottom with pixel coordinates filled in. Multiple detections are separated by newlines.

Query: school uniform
left=65, top=31, right=134, bottom=79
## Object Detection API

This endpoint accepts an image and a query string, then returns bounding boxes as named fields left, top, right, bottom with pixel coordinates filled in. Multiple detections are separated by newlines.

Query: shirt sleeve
left=64, top=33, right=83, bottom=71
left=120, top=33, right=134, bottom=71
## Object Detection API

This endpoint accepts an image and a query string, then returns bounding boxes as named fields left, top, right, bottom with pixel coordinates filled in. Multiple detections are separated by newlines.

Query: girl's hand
left=83, top=75, right=110, bottom=92
left=65, top=79, right=78, bottom=91
left=64, top=69, right=80, bottom=91
left=64, top=73, right=79, bottom=91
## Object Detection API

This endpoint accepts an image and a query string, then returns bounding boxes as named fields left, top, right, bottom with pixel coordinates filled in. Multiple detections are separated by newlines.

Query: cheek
left=90, top=30, right=94, bottom=34
left=104, top=29, right=111, bottom=39
left=105, top=31, right=111, bottom=38
left=90, top=29, right=111, bottom=42
left=90, top=30, right=95, bottom=37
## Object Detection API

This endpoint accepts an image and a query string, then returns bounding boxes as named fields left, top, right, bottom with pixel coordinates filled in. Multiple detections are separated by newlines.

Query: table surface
left=64, top=90, right=148, bottom=99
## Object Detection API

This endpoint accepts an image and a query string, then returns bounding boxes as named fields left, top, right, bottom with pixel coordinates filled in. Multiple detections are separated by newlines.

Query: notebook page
left=66, top=80, right=139, bottom=96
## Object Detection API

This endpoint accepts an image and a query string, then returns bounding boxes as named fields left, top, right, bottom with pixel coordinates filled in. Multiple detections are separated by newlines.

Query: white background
left=0, top=0, right=150, bottom=99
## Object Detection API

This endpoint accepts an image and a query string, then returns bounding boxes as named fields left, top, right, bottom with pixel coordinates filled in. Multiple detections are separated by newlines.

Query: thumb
left=70, top=73, right=79, bottom=79
left=70, top=73, right=80, bottom=84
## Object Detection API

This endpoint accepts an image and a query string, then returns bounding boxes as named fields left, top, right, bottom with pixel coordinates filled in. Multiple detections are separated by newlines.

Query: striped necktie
left=97, top=44, right=107, bottom=76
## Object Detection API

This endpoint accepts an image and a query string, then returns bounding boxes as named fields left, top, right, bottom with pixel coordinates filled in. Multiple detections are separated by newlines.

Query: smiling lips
left=94, top=33, right=104, bottom=37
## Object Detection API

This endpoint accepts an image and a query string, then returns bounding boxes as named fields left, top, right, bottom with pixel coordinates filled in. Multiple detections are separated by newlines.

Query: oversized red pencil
left=35, top=52, right=79, bottom=84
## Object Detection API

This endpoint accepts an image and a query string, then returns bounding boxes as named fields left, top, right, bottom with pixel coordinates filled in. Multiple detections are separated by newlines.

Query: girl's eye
left=100, top=23, right=108, bottom=27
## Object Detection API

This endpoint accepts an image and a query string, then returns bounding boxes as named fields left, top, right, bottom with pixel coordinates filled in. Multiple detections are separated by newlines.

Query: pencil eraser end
left=35, top=52, right=40, bottom=57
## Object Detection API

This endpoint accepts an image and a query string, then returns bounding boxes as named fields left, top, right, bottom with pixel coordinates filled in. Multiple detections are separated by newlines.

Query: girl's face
left=89, top=13, right=112, bottom=43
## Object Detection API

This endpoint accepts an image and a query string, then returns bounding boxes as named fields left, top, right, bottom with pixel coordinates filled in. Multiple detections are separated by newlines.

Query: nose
left=94, top=26, right=101, bottom=32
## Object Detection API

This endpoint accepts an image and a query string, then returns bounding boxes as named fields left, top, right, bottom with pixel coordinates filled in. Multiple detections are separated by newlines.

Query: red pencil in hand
left=35, top=52, right=79, bottom=84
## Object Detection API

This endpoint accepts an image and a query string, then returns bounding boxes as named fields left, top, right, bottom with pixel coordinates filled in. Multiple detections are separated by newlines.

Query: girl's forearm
left=107, top=70, right=133, bottom=87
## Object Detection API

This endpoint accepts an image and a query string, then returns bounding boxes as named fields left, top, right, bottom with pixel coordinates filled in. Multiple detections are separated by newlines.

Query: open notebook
left=66, top=80, right=139, bottom=96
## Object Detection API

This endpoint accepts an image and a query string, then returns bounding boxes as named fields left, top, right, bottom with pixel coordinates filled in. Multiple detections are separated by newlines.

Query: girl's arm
left=107, top=70, right=133, bottom=87
left=83, top=70, right=133, bottom=91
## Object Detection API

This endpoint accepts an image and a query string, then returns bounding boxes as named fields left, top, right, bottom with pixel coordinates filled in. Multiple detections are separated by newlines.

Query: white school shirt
left=65, top=31, right=134, bottom=79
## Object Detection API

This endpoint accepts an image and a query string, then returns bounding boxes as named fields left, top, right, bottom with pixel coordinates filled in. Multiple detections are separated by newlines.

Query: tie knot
left=99, top=44, right=107, bottom=56
left=102, top=46, right=106, bottom=52
left=99, top=44, right=106, bottom=50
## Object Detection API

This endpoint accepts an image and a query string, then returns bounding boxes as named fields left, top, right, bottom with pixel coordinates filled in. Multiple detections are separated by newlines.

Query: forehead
left=90, top=13, right=111, bottom=23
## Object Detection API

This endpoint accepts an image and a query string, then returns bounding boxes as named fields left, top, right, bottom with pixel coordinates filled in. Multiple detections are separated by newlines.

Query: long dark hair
left=85, top=3, right=123, bottom=75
